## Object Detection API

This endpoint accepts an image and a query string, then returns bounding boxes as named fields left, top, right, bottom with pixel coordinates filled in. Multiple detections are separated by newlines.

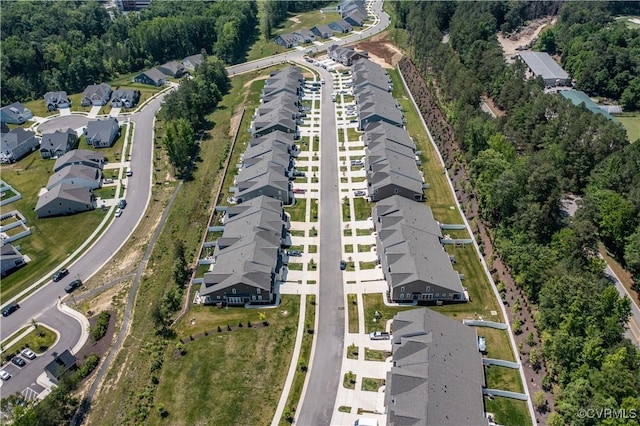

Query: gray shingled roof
left=40, top=129, right=76, bottom=153
left=35, top=182, right=93, bottom=211
left=225, top=195, right=284, bottom=221
left=1, top=128, right=36, bottom=151
left=364, top=121, right=415, bottom=150
left=86, top=117, right=119, bottom=144
left=46, top=164, right=100, bottom=190
left=54, top=149, right=104, bottom=172
left=250, top=131, right=295, bottom=150
left=387, top=308, right=487, bottom=426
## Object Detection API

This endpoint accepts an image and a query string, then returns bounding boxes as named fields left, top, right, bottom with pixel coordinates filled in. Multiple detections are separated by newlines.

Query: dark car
left=52, top=268, right=69, bottom=282
left=288, top=250, right=302, bottom=257
left=118, top=199, right=127, bottom=209
left=64, top=279, right=82, bottom=293
left=340, top=260, right=347, bottom=270
left=2, top=303, right=20, bottom=317
left=293, top=171, right=306, bottom=178
left=11, top=357, right=26, bottom=367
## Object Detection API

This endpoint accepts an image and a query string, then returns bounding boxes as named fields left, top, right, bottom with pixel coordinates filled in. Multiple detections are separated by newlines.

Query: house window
left=232, top=288, right=236, bottom=295
left=400, top=286, right=405, bottom=292
left=217, top=296, right=221, bottom=299
left=394, top=189, right=399, bottom=194
left=426, top=286, right=430, bottom=292
left=435, top=293, right=439, bottom=297
left=400, top=293, right=404, bottom=299
left=257, top=288, right=261, bottom=294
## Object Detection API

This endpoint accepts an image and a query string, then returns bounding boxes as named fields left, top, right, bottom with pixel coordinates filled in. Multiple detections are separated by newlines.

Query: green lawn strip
left=485, top=365, right=523, bottom=393
left=343, top=229, right=353, bottom=237
left=288, top=263, right=303, bottom=271
left=362, top=293, right=415, bottom=334
left=307, top=260, right=317, bottom=271
left=364, top=347, right=391, bottom=362
left=86, top=70, right=281, bottom=424
left=195, top=264, right=210, bottom=278
left=296, top=166, right=308, bottom=172
left=357, top=244, right=372, bottom=252
left=340, top=177, right=349, bottom=184
left=343, top=371, right=357, bottom=389
left=279, top=295, right=316, bottom=425
left=442, top=229, right=471, bottom=239
left=345, top=244, right=354, bottom=253
left=288, top=245, right=304, bottom=252
left=291, top=230, right=305, bottom=237
left=347, top=294, right=359, bottom=333
left=346, top=342, right=359, bottom=359
left=617, top=114, right=640, bottom=142
left=338, top=131, right=345, bottom=143
left=312, top=136, right=319, bottom=152
left=356, top=229, right=370, bottom=236
left=342, top=197, right=351, bottom=221
left=359, top=261, right=377, bottom=270
left=338, top=406, right=352, bottom=413
left=308, top=245, right=317, bottom=254
left=3, top=324, right=57, bottom=356
left=353, top=197, right=372, bottom=221
left=286, top=198, right=307, bottom=222
left=94, top=186, right=117, bottom=200
left=153, top=297, right=300, bottom=426
left=484, top=398, right=530, bottom=426
left=477, top=327, right=515, bottom=362
left=299, top=136, right=310, bottom=150
left=346, top=127, right=361, bottom=142
left=343, top=95, right=354, bottom=103
left=361, top=377, right=385, bottom=392
left=310, top=198, right=319, bottom=222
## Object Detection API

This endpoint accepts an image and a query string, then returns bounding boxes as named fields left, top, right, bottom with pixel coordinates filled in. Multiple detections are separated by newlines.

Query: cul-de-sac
left=1, top=1, right=640, bottom=425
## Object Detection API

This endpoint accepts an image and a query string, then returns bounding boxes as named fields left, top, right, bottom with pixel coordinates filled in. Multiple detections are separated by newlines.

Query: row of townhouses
left=199, top=67, right=307, bottom=306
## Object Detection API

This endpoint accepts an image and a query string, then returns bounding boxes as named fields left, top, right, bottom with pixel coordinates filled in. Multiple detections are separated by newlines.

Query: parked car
left=288, top=250, right=302, bottom=257
left=64, top=279, right=82, bottom=293
left=293, top=188, right=306, bottom=194
left=0, top=370, right=10, bottom=381
left=340, top=260, right=347, bottom=270
left=118, top=199, right=127, bottom=209
left=293, top=171, right=306, bottom=177
left=52, top=268, right=69, bottom=282
left=478, top=336, right=487, bottom=353
left=115, top=208, right=122, bottom=217
left=11, top=356, right=26, bottom=367
left=21, top=348, right=36, bottom=360
left=354, top=190, right=367, bottom=196
left=321, top=79, right=326, bottom=84
left=369, top=331, right=391, bottom=340
left=351, top=160, right=363, bottom=166
left=103, top=178, right=114, bottom=184
left=126, top=167, right=133, bottom=176
left=2, top=303, right=20, bottom=317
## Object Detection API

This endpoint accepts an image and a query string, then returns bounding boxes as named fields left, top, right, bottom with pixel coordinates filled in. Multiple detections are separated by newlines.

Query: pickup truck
left=369, top=331, right=390, bottom=340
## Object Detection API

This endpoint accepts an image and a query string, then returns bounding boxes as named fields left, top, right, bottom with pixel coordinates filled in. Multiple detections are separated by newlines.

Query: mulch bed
left=74, top=310, right=117, bottom=363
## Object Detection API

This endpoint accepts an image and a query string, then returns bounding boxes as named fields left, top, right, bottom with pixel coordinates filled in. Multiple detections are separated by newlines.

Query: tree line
left=395, top=1, right=640, bottom=423
left=261, top=0, right=330, bottom=40
left=1, top=0, right=257, bottom=106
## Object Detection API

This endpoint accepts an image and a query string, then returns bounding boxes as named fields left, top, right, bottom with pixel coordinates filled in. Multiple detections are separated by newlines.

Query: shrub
left=90, top=311, right=111, bottom=342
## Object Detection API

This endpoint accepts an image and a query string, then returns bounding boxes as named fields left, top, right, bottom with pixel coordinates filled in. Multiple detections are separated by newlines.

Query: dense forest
left=394, top=1, right=640, bottom=424
left=260, top=0, right=330, bottom=40
left=0, top=0, right=257, bottom=106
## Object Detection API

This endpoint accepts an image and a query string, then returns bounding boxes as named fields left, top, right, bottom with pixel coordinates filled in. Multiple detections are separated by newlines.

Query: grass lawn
left=353, top=197, right=372, bottom=221
left=344, top=228, right=353, bottom=237
left=4, top=324, right=57, bottom=355
left=288, top=263, right=303, bottom=271
left=479, top=327, right=516, bottom=362
left=346, top=343, right=359, bottom=359
left=356, top=228, right=371, bottom=236
left=347, top=127, right=361, bottom=142
left=342, top=197, right=351, bottom=221
left=288, top=245, right=304, bottom=253
left=343, top=95, right=354, bottom=104
left=485, top=365, right=523, bottom=393
left=484, top=398, right=530, bottom=426
left=290, top=230, right=305, bottom=237
left=347, top=294, right=359, bottom=333
left=363, top=293, right=415, bottom=334
left=338, top=130, right=345, bottom=143
left=279, top=295, right=315, bottom=425
left=310, top=198, right=319, bottom=221
left=153, top=296, right=300, bottom=426
left=351, top=176, right=366, bottom=183
left=94, top=186, right=118, bottom=200
left=343, top=372, right=357, bottom=389
left=357, top=244, right=372, bottom=252
left=339, top=406, right=352, bottom=413
left=286, top=198, right=307, bottom=222
left=359, top=261, right=377, bottom=270
left=345, top=244, right=354, bottom=253
left=308, top=245, right=317, bottom=253
left=273, top=5, right=341, bottom=36
left=364, top=347, right=391, bottom=362
left=361, top=377, right=385, bottom=392
left=617, top=113, right=640, bottom=143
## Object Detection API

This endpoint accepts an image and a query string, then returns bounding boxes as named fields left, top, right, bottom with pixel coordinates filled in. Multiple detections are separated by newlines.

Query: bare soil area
left=497, top=17, right=556, bottom=58
left=355, top=34, right=404, bottom=68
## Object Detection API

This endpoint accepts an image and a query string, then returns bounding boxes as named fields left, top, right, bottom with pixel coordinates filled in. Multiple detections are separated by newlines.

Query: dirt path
left=498, top=17, right=556, bottom=57
left=399, top=57, right=553, bottom=422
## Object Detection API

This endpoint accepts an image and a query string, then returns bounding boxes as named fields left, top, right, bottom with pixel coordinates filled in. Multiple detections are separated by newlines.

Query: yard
left=485, top=398, right=530, bottom=426
left=353, top=197, right=372, bottom=221
left=152, top=296, right=300, bottom=425
left=3, top=324, right=57, bottom=356
left=286, top=198, right=307, bottom=222
left=362, top=293, right=415, bottom=334
left=347, top=294, right=359, bottom=333
left=617, top=113, right=640, bottom=143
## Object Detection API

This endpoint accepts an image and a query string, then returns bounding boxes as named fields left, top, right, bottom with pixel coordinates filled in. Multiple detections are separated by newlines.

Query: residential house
left=46, top=164, right=101, bottom=191
left=222, top=196, right=290, bottom=248
left=366, top=142, right=423, bottom=202
left=44, top=350, right=78, bottom=385
left=249, top=130, right=299, bottom=157
left=54, top=149, right=105, bottom=173
left=1, top=244, right=27, bottom=277
left=339, top=0, right=366, bottom=18
left=35, top=182, right=97, bottom=218
left=252, top=109, right=298, bottom=138
left=44, top=91, right=71, bottom=111
left=133, top=68, right=167, bottom=87
left=110, top=89, right=140, bottom=108
left=352, top=60, right=392, bottom=92
left=182, top=53, right=205, bottom=72
left=373, top=196, right=465, bottom=302
left=0, top=128, right=39, bottom=163
left=358, top=98, right=404, bottom=130
left=0, top=102, right=33, bottom=125
left=157, top=61, right=186, bottom=78
left=327, top=44, right=368, bottom=66
left=85, top=117, right=120, bottom=148
left=310, top=24, right=334, bottom=39
left=293, top=29, right=316, bottom=43
left=261, top=91, right=301, bottom=110
left=386, top=308, right=487, bottom=426
left=274, top=33, right=300, bottom=49
left=80, top=83, right=112, bottom=107
left=234, top=162, right=291, bottom=205
left=364, top=121, right=415, bottom=150
left=40, top=129, right=79, bottom=159
left=344, top=10, right=366, bottom=27
left=242, top=140, right=294, bottom=172
left=328, top=19, right=353, bottom=33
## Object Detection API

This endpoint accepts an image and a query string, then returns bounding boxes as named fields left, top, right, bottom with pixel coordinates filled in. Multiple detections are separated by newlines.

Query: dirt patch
left=498, top=17, right=556, bottom=58
left=288, top=16, right=301, bottom=24
left=354, top=38, right=403, bottom=68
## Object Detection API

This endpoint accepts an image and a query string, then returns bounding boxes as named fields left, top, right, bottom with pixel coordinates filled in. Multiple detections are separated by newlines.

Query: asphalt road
left=0, top=92, right=169, bottom=397
left=605, top=264, right=640, bottom=346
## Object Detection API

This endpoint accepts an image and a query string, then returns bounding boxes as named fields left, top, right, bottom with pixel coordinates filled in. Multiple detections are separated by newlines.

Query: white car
left=115, top=208, right=122, bottom=217
left=320, top=79, right=325, bottom=85
left=0, top=370, right=10, bottom=381
left=21, top=348, right=36, bottom=360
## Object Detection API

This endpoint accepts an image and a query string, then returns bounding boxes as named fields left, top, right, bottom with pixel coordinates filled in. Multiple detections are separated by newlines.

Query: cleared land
left=617, top=114, right=640, bottom=143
